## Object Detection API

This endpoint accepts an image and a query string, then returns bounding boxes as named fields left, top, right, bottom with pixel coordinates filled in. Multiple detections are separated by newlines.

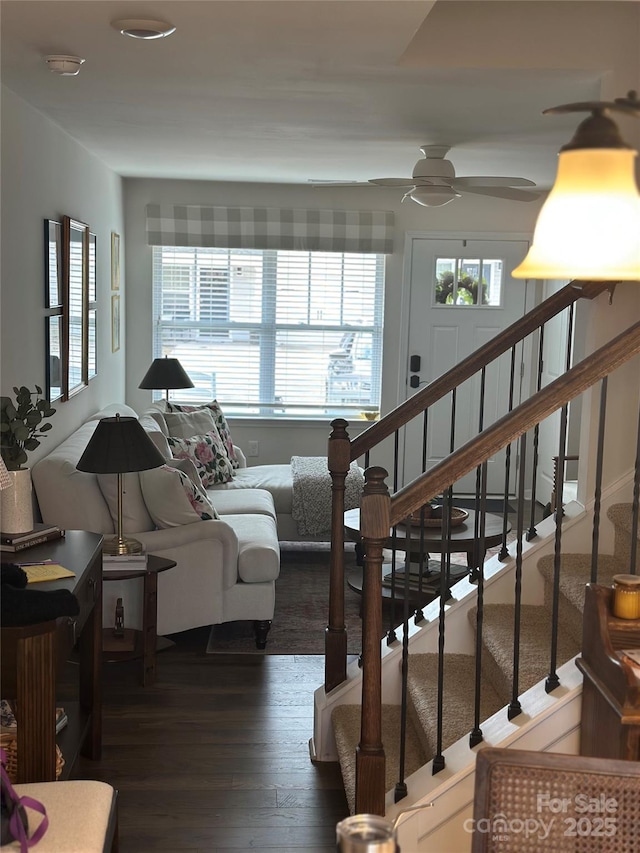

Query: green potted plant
left=0, top=386, right=56, bottom=533
left=1, top=386, right=56, bottom=470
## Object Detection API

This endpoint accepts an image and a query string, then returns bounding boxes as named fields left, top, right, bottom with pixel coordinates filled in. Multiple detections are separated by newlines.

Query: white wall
left=0, top=87, right=125, bottom=461
left=124, top=178, right=542, bottom=464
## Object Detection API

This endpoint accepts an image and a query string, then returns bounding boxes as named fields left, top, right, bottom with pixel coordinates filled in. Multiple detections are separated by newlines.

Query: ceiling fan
left=311, top=145, right=540, bottom=207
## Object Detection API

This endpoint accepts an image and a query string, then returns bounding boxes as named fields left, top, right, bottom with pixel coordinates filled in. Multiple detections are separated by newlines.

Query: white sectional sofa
left=31, top=404, right=283, bottom=647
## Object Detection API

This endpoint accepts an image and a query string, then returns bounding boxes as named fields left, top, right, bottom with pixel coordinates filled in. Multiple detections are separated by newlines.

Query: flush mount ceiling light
left=406, top=185, right=461, bottom=208
left=44, top=55, right=85, bottom=76
left=112, top=19, right=176, bottom=39
left=513, top=90, right=640, bottom=281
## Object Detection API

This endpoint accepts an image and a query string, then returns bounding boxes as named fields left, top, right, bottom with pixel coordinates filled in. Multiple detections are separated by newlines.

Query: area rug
left=206, top=545, right=366, bottom=655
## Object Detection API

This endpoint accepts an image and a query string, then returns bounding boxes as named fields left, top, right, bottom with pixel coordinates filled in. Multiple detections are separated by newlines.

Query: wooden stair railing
left=325, top=279, right=611, bottom=692
left=354, top=318, right=640, bottom=815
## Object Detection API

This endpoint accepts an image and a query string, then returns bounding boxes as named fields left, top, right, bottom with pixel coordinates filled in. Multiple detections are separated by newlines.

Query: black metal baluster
left=499, top=346, right=517, bottom=559
left=432, top=485, right=452, bottom=775
left=527, top=324, right=546, bottom=541
left=545, top=400, right=569, bottom=694
left=470, top=369, right=486, bottom=583
left=414, top=409, right=430, bottom=624
left=385, top=430, right=401, bottom=643
left=591, top=378, right=608, bottom=582
left=508, top=434, right=527, bottom=719
left=394, top=517, right=412, bottom=804
left=470, top=461, right=488, bottom=747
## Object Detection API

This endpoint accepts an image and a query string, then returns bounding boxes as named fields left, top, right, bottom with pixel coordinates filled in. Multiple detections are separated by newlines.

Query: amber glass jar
left=612, top=574, right=640, bottom=620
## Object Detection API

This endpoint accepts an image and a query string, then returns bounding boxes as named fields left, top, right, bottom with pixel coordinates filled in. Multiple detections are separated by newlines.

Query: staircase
left=314, top=279, right=640, bottom=835
left=331, top=502, right=637, bottom=816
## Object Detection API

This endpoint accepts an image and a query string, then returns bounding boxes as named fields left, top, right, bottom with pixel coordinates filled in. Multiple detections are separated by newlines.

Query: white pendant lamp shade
left=513, top=148, right=640, bottom=280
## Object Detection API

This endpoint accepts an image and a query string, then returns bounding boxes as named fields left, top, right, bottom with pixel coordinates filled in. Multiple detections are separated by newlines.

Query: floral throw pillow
left=139, top=464, right=219, bottom=527
left=167, top=401, right=238, bottom=468
left=167, top=430, right=235, bottom=486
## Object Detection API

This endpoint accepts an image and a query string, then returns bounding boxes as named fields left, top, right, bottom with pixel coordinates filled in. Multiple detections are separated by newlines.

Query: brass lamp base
left=102, top=536, right=144, bottom=556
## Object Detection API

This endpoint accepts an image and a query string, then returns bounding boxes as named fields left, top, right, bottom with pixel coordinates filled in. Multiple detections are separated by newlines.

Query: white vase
left=1, top=468, right=34, bottom=534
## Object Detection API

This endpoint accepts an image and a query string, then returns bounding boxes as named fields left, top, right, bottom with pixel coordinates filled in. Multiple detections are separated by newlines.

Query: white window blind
left=152, top=247, right=385, bottom=417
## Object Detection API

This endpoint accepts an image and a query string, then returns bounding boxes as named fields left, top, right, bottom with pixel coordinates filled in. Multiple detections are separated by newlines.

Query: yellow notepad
left=18, top=561, right=76, bottom=583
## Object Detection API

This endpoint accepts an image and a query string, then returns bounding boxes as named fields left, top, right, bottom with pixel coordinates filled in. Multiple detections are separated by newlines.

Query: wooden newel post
left=355, top=465, right=390, bottom=816
left=326, top=418, right=351, bottom=692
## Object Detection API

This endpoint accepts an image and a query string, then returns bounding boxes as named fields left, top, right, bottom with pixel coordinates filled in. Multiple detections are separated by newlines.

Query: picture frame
left=111, top=232, right=120, bottom=290
left=111, top=293, right=120, bottom=353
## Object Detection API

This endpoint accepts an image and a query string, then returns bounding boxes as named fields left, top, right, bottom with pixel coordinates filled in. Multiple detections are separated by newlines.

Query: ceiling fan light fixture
left=410, top=186, right=460, bottom=208
left=513, top=91, right=640, bottom=281
left=112, top=19, right=176, bottom=39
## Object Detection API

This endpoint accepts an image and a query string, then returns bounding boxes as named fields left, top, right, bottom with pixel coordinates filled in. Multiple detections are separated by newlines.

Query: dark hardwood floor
left=62, top=628, right=349, bottom=852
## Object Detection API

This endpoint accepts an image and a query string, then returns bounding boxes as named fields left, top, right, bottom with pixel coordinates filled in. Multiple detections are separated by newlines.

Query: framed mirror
left=88, top=233, right=97, bottom=381
left=44, top=220, right=63, bottom=308
left=44, top=220, right=64, bottom=402
left=45, top=315, right=64, bottom=403
left=63, top=216, right=89, bottom=399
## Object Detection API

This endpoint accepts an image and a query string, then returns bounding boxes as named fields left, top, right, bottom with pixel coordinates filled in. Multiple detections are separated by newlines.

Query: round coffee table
left=344, top=507, right=510, bottom=616
left=344, top=507, right=509, bottom=574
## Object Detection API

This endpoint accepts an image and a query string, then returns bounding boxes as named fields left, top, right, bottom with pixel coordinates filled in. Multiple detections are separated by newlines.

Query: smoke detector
left=112, top=19, right=176, bottom=39
left=44, top=55, right=85, bottom=76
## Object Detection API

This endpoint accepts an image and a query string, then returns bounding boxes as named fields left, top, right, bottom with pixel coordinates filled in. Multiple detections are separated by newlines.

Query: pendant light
left=513, top=90, right=640, bottom=281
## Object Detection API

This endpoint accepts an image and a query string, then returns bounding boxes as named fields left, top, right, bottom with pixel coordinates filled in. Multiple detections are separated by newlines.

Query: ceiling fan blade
left=309, top=181, right=374, bottom=187
left=453, top=176, right=536, bottom=188
left=460, top=185, right=541, bottom=202
left=369, top=177, right=416, bottom=187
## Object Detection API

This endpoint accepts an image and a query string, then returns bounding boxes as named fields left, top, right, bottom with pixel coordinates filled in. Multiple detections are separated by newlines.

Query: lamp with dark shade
left=138, top=356, right=194, bottom=401
left=513, top=90, right=640, bottom=281
left=77, top=414, right=166, bottom=555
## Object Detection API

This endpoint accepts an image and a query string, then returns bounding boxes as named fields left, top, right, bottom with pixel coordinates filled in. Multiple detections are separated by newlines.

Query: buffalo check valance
left=145, top=204, right=395, bottom=254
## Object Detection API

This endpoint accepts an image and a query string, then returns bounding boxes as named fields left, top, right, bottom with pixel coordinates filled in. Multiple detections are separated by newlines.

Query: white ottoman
left=4, top=780, right=117, bottom=852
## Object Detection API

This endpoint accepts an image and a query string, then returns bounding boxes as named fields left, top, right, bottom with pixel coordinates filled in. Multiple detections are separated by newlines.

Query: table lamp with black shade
left=138, top=355, right=194, bottom=402
left=77, top=413, right=166, bottom=555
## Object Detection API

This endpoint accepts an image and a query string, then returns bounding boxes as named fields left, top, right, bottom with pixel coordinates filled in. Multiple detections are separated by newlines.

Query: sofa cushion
left=208, top=464, right=293, bottom=515
left=138, top=414, right=172, bottom=458
left=140, top=464, right=219, bottom=526
left=222, top=513, right=280, bottom=583
left=167, top=431, right=235, bottom=486
left=206, top=487, right=276, bottom=520
left=163, top=409, right=217, bottom=439
left=167, top=401, right=238, bottom=468
left=97, top=472, right=155, bottom=533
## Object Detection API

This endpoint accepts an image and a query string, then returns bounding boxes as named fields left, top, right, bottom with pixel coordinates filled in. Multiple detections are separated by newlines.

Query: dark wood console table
left=1, top=531, right=103, bottom=782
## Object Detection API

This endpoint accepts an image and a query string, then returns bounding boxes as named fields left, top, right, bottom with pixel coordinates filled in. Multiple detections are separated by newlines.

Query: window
left=152, top=247, right=385, bottom=417
left=434, top=257, right=504, bottom=306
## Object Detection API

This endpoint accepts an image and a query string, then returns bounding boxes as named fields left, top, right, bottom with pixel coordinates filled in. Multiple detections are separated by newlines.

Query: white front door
left=402, top=236, right=530, bottom=496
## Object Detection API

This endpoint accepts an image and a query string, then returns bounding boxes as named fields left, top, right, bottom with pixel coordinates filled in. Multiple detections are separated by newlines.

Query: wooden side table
left=102, top=554, right=177, bottom=686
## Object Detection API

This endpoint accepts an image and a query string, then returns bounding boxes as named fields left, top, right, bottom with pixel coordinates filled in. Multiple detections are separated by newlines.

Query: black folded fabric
left=1, top=563, right=79, bottom=627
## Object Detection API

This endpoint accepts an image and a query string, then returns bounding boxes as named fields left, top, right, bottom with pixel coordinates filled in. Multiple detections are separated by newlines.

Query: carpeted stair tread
left=332, top=703, right=427, bottom=815
left=537, top=552, right=619, bottom=614
left=474, top=603, right=581, bottom=699
left=407, top=653, right=504, bottom=758
left=608, top=503, right=640, bottom=570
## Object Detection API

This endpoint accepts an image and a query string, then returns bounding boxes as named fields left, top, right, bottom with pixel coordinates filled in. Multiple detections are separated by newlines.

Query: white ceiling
left=1, top=1, right=638, bottom=191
